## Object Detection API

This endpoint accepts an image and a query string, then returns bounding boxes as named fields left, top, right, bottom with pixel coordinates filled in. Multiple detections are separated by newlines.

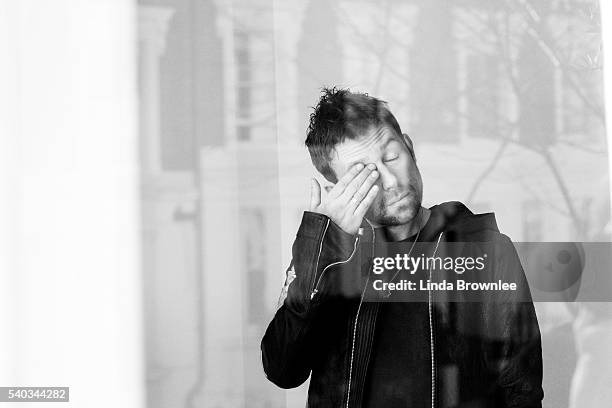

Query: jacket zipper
left=345, top=226, right=372, bottom=408
left=428, top=270, right=435, bottom=408
left=309, top=219, right=331, bottom=300
left=429, top=232, right=444, bottom=408
left=310, top=234, right=360, bottom=299
left=342, top=227, right=442, bottom=408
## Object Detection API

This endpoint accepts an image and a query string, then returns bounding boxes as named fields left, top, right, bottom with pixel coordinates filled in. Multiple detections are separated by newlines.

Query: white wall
left=0, top=1, right=144, bottom=407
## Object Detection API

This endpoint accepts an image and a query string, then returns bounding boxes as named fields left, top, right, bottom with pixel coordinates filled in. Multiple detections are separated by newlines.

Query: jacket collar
left=360, top=201, right=500, bottom=243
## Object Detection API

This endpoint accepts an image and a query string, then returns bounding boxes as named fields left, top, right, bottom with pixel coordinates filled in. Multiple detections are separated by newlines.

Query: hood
left=360, top=201, right=501, bottom=243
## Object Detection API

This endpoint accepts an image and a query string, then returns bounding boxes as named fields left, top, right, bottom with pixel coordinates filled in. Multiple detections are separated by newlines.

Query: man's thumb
left=310, top=178, right=321, bottom=210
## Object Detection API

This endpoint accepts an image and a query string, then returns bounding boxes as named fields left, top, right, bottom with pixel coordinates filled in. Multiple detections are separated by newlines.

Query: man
left=261, top=88, right=543, bottom=407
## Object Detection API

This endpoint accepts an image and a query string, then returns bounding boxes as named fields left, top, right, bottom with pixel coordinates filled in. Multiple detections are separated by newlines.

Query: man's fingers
left=340, top=164, right=375, bottom=203
left=354, top=185, right=379, bottom=217
left=310, top=178, right=321, bottom=210
left=329, top=163, right=364, bottom=198
left=344, top=166, right=378, bottom=206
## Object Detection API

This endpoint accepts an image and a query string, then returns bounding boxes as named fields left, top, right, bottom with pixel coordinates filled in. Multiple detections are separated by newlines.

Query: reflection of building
left=139, top=5, right=200, bottom=408
left=138, top=0, right=609, bottom=407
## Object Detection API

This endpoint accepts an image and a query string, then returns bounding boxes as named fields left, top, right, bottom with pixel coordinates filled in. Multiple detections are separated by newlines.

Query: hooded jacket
left=261, top=201, right=543, bottom=407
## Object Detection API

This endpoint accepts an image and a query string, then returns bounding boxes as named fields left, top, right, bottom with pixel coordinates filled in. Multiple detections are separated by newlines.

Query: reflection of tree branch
left=336, top=3, right=495, bottom=89
left=494, top=132, right=584, bottom=232
left=541, top=149, right=582, bottom=234
left=460, top=112, right=585, bottom=233
left=492, top=11, right=522, bottom=96
left=335, top=5, right=412, bottom=83
left=373, top=0, right=393, bottom=94
left=454, top=1, right=599, bottom=238
left=520, top=176, right=572, bottom=218
left=338, top=3, right=598, bottom=222
left=558, top=139, right=606, bottom=154
left=466, top=138, right=510, bottom=203
left=509, top=0, right=605, bottom=122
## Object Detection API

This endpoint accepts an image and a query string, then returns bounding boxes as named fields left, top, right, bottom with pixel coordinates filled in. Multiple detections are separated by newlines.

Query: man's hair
left=305, top=87, right=402, bottom=183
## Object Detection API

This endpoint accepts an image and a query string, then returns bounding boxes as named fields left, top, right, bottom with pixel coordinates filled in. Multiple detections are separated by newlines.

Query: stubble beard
left=371, top=190, right=421, bottom=226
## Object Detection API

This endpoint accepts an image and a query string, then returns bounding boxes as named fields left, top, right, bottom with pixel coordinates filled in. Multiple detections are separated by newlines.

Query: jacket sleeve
left=488, top=235, right=544, bottom=408
left=260, top=211, right=360, bottom=389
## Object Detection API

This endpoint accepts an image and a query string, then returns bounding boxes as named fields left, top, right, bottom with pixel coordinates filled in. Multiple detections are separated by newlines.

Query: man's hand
left=310, top=163, right=380, bottom=235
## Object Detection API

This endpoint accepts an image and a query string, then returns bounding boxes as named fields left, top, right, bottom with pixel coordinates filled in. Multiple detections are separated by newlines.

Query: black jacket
left=261, top=201, right=543, bottom=407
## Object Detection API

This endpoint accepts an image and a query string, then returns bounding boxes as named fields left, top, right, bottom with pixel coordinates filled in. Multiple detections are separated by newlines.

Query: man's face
left=328, top=125, right=423, bottom=226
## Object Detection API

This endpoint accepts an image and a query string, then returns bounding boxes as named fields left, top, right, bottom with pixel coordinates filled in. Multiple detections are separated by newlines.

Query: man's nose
left=376, top=164, right=398, bottom=191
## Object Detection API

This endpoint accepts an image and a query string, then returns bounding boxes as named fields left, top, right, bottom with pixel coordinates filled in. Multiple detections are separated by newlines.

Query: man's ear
left=402, top=133, right=416, bottom=161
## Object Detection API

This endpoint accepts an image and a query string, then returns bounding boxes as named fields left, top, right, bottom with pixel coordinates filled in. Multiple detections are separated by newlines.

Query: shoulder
left=430, top=201, right=507, bottom=242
